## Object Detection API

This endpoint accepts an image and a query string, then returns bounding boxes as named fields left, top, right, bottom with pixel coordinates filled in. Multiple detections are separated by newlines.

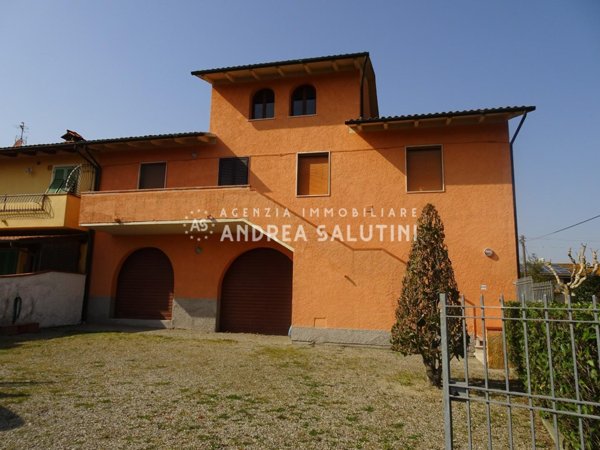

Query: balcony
left=79, top=186, right=259, bottom=234
left=0, top=193, right=83, bottom=231
left=0, top=163, right=96, bottom=232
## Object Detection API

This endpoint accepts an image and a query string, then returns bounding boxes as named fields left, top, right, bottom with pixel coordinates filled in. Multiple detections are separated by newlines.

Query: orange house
left=75, top=52, right=534, bottom=344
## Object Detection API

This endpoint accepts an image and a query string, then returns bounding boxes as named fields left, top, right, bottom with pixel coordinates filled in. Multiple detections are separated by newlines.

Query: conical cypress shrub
left=391, top=203, right=465, bottom=387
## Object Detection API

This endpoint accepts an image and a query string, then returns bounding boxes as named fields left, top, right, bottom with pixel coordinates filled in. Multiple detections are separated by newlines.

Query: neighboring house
left=525, top=263, right=599, bottom=284
left=1, top=52, right=535, bottom=344
left=0, top=133, right=97, bottom=327
left=540, top=264, right=573, bottom=283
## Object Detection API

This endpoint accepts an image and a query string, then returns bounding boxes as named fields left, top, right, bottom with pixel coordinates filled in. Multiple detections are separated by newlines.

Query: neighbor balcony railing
left=0, top=194, right=48, bottom=213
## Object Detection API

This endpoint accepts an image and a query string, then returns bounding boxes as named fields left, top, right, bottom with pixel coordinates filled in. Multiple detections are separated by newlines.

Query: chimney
left=61, top=129, right=85, bottom=142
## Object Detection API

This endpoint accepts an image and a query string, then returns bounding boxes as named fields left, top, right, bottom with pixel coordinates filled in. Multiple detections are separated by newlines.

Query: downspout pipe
left=509, top=112, right=529, bottom=278
left=80, top=230, right=95, bottom=323
left=75, top=143, right=101, bottom=190
left=75, top=143, right=101, bottom=323
left=359, top=54, right=369, bottom=119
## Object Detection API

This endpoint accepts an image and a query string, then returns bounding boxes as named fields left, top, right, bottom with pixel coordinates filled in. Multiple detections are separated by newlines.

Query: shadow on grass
left=0, top=406, right=24, bottom=431
left=0, top=324, right=155, bottom=352
left=465, top=378, right=525, bottom=392
left=0, top=381, right=54, bottom=389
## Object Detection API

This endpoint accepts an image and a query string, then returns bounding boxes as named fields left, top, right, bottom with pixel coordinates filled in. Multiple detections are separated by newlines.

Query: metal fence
left=440, top=293, right=600, bottom=449
left=516, top=277, right=555, bottom=302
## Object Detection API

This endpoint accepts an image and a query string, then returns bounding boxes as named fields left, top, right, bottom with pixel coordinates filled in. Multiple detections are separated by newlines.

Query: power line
left=529, top=213, right=600, bottom=240
left=534, top=237, right=600, bottom=243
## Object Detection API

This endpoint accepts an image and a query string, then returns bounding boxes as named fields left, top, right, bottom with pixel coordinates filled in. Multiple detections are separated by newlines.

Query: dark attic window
left=291, top=85, right=316, bottom=116
left=251, top=89, right=275, bottom=119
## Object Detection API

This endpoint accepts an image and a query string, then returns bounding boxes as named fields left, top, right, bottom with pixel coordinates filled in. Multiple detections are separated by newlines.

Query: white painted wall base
left=0, top=271, right=85, bottom=328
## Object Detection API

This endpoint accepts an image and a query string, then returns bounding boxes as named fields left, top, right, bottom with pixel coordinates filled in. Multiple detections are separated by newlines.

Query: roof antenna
left=13, top=121, right=28, bottom=147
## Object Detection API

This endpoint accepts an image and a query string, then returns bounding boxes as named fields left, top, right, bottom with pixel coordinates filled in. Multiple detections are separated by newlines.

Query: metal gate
left=440, top=293, right=600, bottom=449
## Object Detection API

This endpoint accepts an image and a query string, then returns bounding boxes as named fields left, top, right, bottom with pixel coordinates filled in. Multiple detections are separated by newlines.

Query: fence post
left=440, top=293, right=453, bottom=450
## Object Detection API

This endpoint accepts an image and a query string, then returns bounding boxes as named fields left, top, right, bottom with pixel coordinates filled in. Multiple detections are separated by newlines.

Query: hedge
left=505, top=301, right=600, bottom=449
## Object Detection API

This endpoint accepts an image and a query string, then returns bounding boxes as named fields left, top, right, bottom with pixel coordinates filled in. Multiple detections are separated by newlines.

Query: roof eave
left=192, top=52, right=370, bottom=85
left=346, top=106, right=536, bottom=131
left=0, top=132, right=216, bottom=157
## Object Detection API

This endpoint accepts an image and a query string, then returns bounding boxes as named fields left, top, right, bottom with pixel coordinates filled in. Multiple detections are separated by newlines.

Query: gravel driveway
left=1, top=326, right=550, bottom=449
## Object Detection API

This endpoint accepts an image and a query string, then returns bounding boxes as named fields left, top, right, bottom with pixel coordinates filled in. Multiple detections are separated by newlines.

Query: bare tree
left=545, top=245, right=599, bottom=297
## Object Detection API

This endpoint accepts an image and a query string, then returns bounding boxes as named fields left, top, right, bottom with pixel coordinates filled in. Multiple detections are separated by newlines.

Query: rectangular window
left=138, top=162, right=167, bottom=189
left=218, top=157, right=249, bottom=186
left=406, top=146, right=444, bottom=192
left=297, top=152, right=330, bottom=196
left=48, top=166, right=76, bottom=193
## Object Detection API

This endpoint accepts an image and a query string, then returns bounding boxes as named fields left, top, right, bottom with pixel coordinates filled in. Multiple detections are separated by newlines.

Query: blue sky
left=1, top=0, right=599, bottom=261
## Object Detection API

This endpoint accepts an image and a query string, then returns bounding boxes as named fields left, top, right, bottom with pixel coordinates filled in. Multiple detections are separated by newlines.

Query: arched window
left=251, top=88, right=274, bottom=119
left=290, top=85, right=316, bottom=116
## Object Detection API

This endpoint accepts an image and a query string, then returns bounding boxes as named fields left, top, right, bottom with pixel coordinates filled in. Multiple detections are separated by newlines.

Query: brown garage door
left=220, top=248, right=292, bottom=335
left=115, top=248, right=174, bottom=320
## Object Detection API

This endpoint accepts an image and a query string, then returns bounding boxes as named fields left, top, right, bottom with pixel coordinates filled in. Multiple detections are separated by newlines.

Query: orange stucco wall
left=85, top=68, right=517, bottom=332
left=90, top=231, right=290, bottom=302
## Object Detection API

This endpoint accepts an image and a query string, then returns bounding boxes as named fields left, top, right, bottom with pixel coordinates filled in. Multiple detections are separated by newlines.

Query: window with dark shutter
left=218, top=157, right=249, bottom=186
left=406, top=146, right=444, bottom=192
left=139, top=162, right=167, bottom=189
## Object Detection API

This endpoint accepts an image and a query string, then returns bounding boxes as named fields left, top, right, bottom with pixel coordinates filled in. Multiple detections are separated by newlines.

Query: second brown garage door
left=115, top=247, right=174, bottom=320
left=219, top=248, right=292, bottom=335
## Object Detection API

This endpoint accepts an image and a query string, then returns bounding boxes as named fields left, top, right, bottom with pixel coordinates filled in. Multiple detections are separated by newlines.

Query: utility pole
left=519, top=235, right=528, bottom=277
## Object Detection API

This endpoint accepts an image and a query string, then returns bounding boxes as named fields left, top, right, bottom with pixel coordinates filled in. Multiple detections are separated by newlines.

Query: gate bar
left=440, top=293, right=453, bottom=450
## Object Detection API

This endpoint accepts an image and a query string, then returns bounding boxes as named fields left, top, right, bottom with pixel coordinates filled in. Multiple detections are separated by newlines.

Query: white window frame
left=405, top=145, right=445, bottom=193
left=295, top=151, right=331, bottom=197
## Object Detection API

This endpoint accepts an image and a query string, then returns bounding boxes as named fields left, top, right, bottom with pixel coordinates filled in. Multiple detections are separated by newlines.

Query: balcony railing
left=0, top=193, right=82, bottom=230
left=0, top=194, right=48, bottom=213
